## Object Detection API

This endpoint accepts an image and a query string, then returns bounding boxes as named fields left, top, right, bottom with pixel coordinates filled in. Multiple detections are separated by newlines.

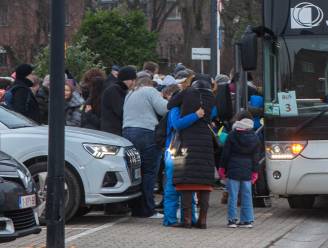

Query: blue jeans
left=163, top=150, right=197, bottom=226
left=123, top=127, right=162, bottom=217
left=227, top=178, right=254, bottom=223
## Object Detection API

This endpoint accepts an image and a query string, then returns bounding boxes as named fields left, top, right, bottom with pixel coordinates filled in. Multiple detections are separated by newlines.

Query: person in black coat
left=103, top=65, right=120, bottom=90
left=81, top=76, right=104, bottom=130
left=11, top=64, right=40, bottom=123
left=167, top=74, right=217, bottom=229
left=101, top=66, right=136, bottom=136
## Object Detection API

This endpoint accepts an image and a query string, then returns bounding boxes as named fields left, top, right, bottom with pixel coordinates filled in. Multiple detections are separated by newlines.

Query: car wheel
left=74, top=206, right=92, bottom=218
left=28, top=161, right=82, bottom=224
left=287, top=195, right=315, bottom=209
left=253, top=197, right=272, bottom=208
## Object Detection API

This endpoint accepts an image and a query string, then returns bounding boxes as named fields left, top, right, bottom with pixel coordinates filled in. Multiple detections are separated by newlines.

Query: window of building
left=302, top=61, right=315, bottom=73
left=99, top=0, right=119, bottom=9
left=65, top=0, right=70, bottom=25
left=0, top=47, right=7, bottom=67
left=0, top=1, right=9, bottom=26
left=166, top=0, right=181, bottom=20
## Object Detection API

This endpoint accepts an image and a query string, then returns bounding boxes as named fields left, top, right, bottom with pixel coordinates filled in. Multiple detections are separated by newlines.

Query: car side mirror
left=240, top=26, right=258, bottom=71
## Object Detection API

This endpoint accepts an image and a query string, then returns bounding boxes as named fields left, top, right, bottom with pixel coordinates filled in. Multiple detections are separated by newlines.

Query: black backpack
left=154, top=113, right=169, bottom=149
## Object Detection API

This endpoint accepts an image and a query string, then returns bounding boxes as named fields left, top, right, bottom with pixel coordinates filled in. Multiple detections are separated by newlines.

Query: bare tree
left=121, top=0, right=178, bottom=32
left=177, top=0, right=211, bottom=68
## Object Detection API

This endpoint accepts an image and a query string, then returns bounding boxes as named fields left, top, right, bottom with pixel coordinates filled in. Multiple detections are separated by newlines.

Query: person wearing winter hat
left=104, top=65, right=120, bottom=90
left=218, top=110, right=261, bottom=229
left=173, top=63, right=186, bottom=77
left=101, top=66, right=136, bottom=136
left=7, top=64, right=40, bottom=122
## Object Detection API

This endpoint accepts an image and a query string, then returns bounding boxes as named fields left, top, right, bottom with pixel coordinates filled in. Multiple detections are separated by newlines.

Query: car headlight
left=83, top=143, right=121, bottom=159
left=266, top=141, right=307, bottom=160
left=17, top=169, right=32, bottom=190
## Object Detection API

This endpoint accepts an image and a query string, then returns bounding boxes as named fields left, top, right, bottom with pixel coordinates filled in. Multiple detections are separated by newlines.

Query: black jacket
left=35, top=86, right=49, bottom=124
left=81, top=99, right=101, bottom=130
left=11, top=79, right=40, bottom=123
left=168, top=86, right=217, bottom=186
left=220, top=129, right=261, bottom=181
left=103, top=74, right=118, bottom=91
left=101, top=81, right=128, bottom=136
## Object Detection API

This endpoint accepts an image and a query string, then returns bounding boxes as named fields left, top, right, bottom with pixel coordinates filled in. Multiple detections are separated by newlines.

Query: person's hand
left=196, top=107, right=205, bottom=118
left=85, top=105, right=92, bottom=112
left=251, top=172, right=259, bottom=184
left=218, top=168, right=226, bottom=180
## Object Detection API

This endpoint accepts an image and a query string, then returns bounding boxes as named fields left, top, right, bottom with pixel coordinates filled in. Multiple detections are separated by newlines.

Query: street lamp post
left=210, top=0, right=218, bottom=78
left=46, top=0, right=66, bottom=247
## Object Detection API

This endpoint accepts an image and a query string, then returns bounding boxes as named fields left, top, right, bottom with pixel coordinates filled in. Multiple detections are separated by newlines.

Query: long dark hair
left=88, top=76, right=104, bottom=116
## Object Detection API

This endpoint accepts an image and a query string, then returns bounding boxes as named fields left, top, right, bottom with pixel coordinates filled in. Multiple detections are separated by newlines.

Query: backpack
left=3, top=85, right=31, bottom=110
left=154, top=113, right=169, bottom=149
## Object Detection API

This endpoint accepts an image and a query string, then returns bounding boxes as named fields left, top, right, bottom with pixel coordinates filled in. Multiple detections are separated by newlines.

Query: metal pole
left=234, top=43, right=241, bottom=112
left=210, top=0, right=217, bottom=77
left=217, top=0, right=221, bottom=75
left=201, top=60, right=204, bottom=74
left=46, top=0, right=65, bottom=247
left=240, top=70, right=248, bottom=110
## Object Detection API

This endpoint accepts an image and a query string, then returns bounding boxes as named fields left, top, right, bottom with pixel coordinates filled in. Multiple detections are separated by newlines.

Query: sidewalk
left=2, top=190, right=328, bottom=248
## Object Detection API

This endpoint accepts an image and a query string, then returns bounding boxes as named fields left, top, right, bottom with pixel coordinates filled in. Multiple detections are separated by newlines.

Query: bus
left=240, top=0, right=328, bottom=208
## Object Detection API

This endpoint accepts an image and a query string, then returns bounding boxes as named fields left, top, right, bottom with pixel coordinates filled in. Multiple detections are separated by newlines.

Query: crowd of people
left=0, top=61, right=264, bottom=229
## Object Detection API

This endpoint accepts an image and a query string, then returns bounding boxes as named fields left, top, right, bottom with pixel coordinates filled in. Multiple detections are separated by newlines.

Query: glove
left=251, top=172, right=259, bottom=184
left=218, top=168, right=226, bottom=180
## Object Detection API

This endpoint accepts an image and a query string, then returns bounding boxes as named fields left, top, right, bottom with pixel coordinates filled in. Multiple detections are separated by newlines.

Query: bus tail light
left=266, top=142, right=307, bottom=160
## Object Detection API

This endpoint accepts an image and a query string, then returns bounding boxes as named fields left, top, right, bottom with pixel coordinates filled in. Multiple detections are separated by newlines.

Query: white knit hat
left=232, top=118, right=254, bottom=130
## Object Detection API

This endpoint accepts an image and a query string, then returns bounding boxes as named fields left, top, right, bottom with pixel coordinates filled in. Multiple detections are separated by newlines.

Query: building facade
left=0, top=0, right=206, bottom=75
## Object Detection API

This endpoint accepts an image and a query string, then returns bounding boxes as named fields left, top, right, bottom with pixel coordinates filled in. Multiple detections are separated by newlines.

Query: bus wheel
left=287, top=196, right=315, bottom=209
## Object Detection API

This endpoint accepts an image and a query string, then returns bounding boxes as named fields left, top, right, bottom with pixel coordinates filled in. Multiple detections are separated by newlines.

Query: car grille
left=4, top=208, right=36, bottom=231
left=124, top=147, right=141, bottom=182
left=124, top=147, right=141, bottom=169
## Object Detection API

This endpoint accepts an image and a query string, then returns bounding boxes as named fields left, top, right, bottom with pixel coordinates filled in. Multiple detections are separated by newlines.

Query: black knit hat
left=15, top=64, right=34, bottom=80
left=118, top=66, right=137, bottom=82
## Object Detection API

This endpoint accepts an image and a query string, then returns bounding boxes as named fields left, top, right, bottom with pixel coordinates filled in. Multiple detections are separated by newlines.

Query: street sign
left=192, top=48, right=211, bottom=60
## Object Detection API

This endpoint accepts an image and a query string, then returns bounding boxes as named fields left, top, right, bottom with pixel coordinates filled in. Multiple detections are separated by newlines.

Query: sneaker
left=238, top=222, right=253, bottom=228
left=227, top=220, right=237, bottom=228
left=148, top=212, right=164, bottom=219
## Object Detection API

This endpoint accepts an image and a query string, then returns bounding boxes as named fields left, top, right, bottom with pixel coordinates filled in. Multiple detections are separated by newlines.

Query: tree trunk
left=177, top=0, right=210, bottom=70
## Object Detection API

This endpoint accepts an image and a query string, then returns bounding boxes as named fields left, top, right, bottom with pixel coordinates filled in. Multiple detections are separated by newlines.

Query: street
left=2, top=190, right=328, bottom=248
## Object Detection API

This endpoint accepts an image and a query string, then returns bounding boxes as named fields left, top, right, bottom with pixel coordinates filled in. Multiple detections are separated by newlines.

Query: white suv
left=0, top=106, right=141, bottom=222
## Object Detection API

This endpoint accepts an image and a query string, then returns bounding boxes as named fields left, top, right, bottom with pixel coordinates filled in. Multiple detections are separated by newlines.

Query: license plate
left=19, top=194, right=36, bottom=209
left=133, top=168, right=141, bottom=180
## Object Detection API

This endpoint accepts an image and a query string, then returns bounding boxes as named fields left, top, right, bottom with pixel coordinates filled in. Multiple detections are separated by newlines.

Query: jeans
left=123, top=127, right=162, bottom=217
left=227, top=178, right=254, bottom=223
left=163, top=150, right=197, bottom=226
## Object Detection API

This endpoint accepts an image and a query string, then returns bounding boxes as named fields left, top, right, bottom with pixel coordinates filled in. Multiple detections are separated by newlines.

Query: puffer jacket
left=220, top=129, right=261, bottom=181
left=168, top=82, right=217, bottom=186
left=65, top=91, right=84, bottom=126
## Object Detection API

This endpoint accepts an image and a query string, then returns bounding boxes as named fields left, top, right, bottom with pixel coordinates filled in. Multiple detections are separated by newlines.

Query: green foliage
left=34, top=36, right=105, bottom=82
left=75, top=9, right=158, bottom=68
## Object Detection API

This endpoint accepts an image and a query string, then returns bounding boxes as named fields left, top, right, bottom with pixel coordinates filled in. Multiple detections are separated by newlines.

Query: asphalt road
left=2, top=190, right=328, bottom=248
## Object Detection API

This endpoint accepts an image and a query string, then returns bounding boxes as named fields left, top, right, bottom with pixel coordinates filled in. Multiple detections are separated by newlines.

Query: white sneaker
left=148, top=212, right=164, bottom=219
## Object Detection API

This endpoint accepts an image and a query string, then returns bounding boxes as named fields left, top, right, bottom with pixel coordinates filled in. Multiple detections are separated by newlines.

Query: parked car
left=0, top=151, right=41, bottom=243
left=0, top=106, right=142, bottom=223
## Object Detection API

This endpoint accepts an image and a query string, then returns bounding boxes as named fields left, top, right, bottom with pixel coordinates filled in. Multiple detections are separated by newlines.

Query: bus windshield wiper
left=293, top=107, right=328, bottom=135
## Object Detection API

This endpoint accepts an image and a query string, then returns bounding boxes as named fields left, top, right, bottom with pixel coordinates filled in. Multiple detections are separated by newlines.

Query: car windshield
left=265, top=36, right=328, bottom=116
left=0, top=106, right=38, bottom=129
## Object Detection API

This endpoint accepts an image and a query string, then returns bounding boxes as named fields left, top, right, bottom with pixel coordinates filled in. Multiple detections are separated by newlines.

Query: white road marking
left=64, top=217, right=130, bottom=243
left=42, top=227, right=92, bottom=230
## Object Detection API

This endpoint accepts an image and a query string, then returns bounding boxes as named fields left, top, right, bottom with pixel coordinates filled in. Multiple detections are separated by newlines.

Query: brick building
left=0, top=0, right=87, bottom=74
left=0, top=0, right=208, bottom=74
